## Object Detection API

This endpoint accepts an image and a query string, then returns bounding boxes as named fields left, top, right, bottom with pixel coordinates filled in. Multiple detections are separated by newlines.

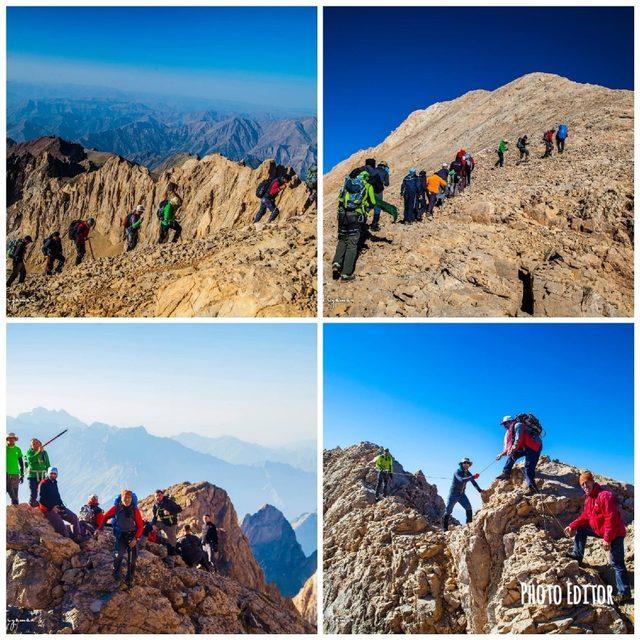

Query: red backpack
left=544, top=130, right=555, bottom=142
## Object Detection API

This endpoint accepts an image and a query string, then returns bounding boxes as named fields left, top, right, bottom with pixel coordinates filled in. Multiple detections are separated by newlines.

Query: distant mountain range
left=6, top=408, right=315, bottom=520
left=291, top=512, right=318, bottom=555
left=7, top=84, right=317, bottom=176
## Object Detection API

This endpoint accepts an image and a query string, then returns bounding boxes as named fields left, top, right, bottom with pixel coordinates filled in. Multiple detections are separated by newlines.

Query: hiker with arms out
left=495, top=139, right=508, bottom=168
left=69, top=218, right=95, bottom=265
left=254, top=175, right=290, bottom=223
left=564, top=471, right=631, bottom=604
left=373, top=447, right=394, bottom=500
left=6, top=235, right=33, bottom=287
left=6, top=432, right=24, bottom=505
left=201, top=513, right=219, bottom=567
left=496, top=414, right=543, bottom=495
left=158, top=196, right=182, bottom=243
left=123, top=205, right=144, bottom=251
left=37, top=466, right=82, bottom=540
left=542, top=128, right=556, bottom=158
left=443, top=457, right=483, bottom=530
left=97, top=489, right=143, bottom=586
left=177, top=524, right=214, bottom=571
left=25, top=438, right=50, bottom=507
left=42, top=231, right=65, bottom=276
left=556, top=123, right=568, bottom=153
left=79, top=494, right=105, bottom=535
left=151, top=489, right=183, bottom=554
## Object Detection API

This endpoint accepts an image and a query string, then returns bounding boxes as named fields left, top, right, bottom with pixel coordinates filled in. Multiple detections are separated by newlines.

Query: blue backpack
left=557, top=124, right=568, bottom=140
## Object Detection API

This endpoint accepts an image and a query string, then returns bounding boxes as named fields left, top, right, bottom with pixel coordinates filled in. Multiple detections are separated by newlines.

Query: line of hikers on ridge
left=6, top=166, right=317, bottom=289
left=6, top=432, right=219, bottom=587
left=371, top=410, right=631, bottom=604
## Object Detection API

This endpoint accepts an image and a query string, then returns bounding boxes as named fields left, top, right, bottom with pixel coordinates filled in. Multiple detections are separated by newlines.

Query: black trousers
left=114, top=533, right=138, bottom=580
left=556, top=137, right=565, bottom=153
left=159, top=221, right=182, bottom=243
left=7, top=259, right=26, bottom=286
left=74, top=241, right=86, bottom=265
left=46, top=254, right=65, bottom=275
left=375, top=470, right=390, bottom=498
left=495, top=151, right=504, bottom=167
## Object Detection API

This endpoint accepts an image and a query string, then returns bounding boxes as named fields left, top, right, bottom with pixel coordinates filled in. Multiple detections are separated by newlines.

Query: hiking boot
left=496, top=472, right=511, bottom=481
left=566, top=552, right=583, bottom=566
left=340, top=274, right=355, bottom=282
left=614, top=593, right=632, bottom=605
left=332, top=263, right=341, bottom=280
left=370, top=223, right=380, bottom=232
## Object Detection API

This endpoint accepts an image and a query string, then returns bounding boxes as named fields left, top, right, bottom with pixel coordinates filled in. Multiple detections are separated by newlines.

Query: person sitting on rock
left=564, top=471, right=631, bottom=604
left=158, top=196, right=182, bottom=243
left=37, top=466, right=82, bottom=540
left=151, top=489, right=183, bottom=555
left=78, top=494, right=105, bottom=535
left=443, top=457, right=482, bottom=531
left=177, top=524, right=214, bottom=571
left=7, top=235, right=33, bottom=287
left=42, top=231, right=65, bottom=276
left=6, top=432, right=24, bottom=505
left=373, top=447, right=394, bottom=500
left=97, top=489, right=144, bottom=586
left=495, top=415, right=542, bottom=495
left=25, top=438, right=50, bottom=507
left=201, top=514, right=219, bottom=568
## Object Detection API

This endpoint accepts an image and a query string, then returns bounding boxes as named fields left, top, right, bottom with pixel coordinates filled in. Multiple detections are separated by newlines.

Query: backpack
left=6, top=239, right=19, bottom=259
left=517, top=137, right=525, bottom=150
left=515, top=413, right=544, bottom=438
left=557, top=124, right=568, bottom=140
left=114, top=502, right=138, bottom=534
left=544, top=130, right=554, bottom=143
left=255, top=179, right=271, bottom=198
left=68, top=220, right=82, bottom=241
left=464, top=154, right=474, bottom=170
left=42, top=235, right=53, bottom=256
left=79, top=504, right=99, bottom=525
left=156, top=200, right=169, bottom=222
left=339, top=175, right=368, bottom=212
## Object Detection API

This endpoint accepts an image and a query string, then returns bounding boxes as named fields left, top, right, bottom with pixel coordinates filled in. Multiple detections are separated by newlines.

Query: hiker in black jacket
left=7, top=235, right=33, bottom=286
left=201, top=514, right=219, bottom=567
left=37, top=467, right=82, bottom=539
left=151, top=489, right=182, bottom=554
left=43, top=232, right=65, bottom=275
left=177, top=524, right=213, bottom=570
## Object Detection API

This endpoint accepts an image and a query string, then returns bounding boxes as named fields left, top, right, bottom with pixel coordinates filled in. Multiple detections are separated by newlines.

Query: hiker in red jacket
left=564, top=471, right=631, bottom=603
left=70, top=217, right=95, bottom=265
left=254, top=176, right=290, bottom=223
left=542, top=129, right=555, bottom=158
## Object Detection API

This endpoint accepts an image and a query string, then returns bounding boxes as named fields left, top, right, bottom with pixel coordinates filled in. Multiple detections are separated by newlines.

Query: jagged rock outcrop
left=323, top=443, right=634, bottom=633
left=7, top=482, right=314, bottom=634
left=324, top=73, right=633, bottom=317
left=293, top=573, right=317, bottom=626
left=7, top=136, right=316, bottom=317
left=242, top=504, right=317, bottom=597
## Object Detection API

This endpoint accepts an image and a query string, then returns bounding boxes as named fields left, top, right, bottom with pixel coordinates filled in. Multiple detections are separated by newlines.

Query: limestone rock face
left=293, top=572, right=317, bottom=626
left=323, top=73, right=633, bottom=317
left=7, top=136, right=316, bottom=317
left=323, top=444, right=634, bottom=634
left=7, top=483, right=314, bottom=634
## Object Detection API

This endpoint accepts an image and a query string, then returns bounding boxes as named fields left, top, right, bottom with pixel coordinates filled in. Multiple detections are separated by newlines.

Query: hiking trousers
left=125, top=228, right=139, bottom=251
left=114, top=533, right=138, bottom=580
left=495, top=151, right=504, bottom=167
left=74, top=240, right=86, bottom=265
left=372, top=193, right=383, bottom=226
left=7, top=474, right=20, bottom=505
left=183, top=548, right=213, bottom=571
left=156, top=521, right=178, bottom=549
left=445, top=492, right=473, bottom=522
left=45, top=506, right=81, bottom=539
left=7, top=259, right=26, bottom=286
left=333, top=230, right=360, bottom=278
left=518, top=148, right=530, bottom=162
left=254, top=197, right=279, bottom=223
left=543, top=141, right=553, bottom=158
left=502, top=445, right=541, bottom=491
left=159, top=220, right=182, bottom=243
left=29, top=475, right=47, bottom=507
left=204, top=542, right=218, bottom=567
left=45, top=254, right=65, bottom=275
left=465, top=166, right=472, bottom=186
left=556, top=137, right=565, bottom=153
left=573, top=527, right=630, bottom=596
left=403, top=194, right=417, bottom=222
left=375, top=470, right=391, bottom=498
left=427, top=192, right=438, bottom=216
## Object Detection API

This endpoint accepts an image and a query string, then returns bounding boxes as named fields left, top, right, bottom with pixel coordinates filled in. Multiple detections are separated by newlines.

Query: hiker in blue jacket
left=443, top=457, right=483, bottom=531
left=556, top=124, right=568, bottom=154
left=400, top=168, right=421, bottom=224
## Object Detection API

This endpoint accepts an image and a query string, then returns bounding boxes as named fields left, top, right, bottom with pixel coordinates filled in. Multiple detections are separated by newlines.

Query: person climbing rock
left=556, top=124, right=568, bottom=153
left=415, top=171, right=428, bottom=221
left=6, top=235, right=33, bottom=287
left=201, top=514, right=219, bottom=567
left=449, top=157, right=464, bottom=194
left=98, top=490, right=144, bottom=586
left=158, top=197, right=182, bottom=243
left=426, top=171, right=448, bottom=218
left=495, top=139, right=508, bottom=168
left=304, top=165, right=318, bottom=209
left=443, top=457, right=482, bottom=531
left=542, top=128, right=556, bottom=158
left=463, top=152, right=475, bottom=186
left=564, top=471, right=631, bottom=604
left=69, top=218, right=95, bottom=265
left=495, top=414, right=543, bottom=494
left=25, top=438, right=50, bottom=507
left=373, top=447, right=394, bottom=500
left=400, top=168, right=421, bottom=224
left=371, top=161, right=390, bottom=231
left=37, top=467, right=82, bottom=539
left=123, top=205, right=144, bottom=251
left=516, top=135, right=530, bottom=163
left=177, top=524, right=214, bottom=571
left=254, top=175, right=290, bottom=223
left=79, top=494, right=105, bottom=535
left=151, top=489, right=182, bottom=554
left=6, top=432, right=24, bottom=505
left=42, top=232, right=65, bottom=276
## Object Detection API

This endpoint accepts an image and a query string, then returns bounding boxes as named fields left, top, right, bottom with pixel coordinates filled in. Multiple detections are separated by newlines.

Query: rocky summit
left=6, top=481, right=314, bottom=634
left=323, top=442, right=634, bottom=634
left=7, top=136, right=316, bottom=317
left=324, top=73, right=633, bottom=317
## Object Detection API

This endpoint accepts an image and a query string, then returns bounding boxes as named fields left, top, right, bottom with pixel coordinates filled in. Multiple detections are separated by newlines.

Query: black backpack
left=114, top=503, right=137, bottom=534
left=515, top=413, right=544, bottom=437
left=68, top=220, right=82, bottom=241
left=156, top=200, right=169, bottom=222
left=79, top=504, right=99, bottom=526
left=255, top=179, right=271, bottom=198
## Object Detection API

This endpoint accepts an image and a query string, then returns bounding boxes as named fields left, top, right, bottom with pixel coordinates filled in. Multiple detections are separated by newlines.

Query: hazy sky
left=7, top=323, right=317, bottom=446
left=7, top=6, right=317, bottom=112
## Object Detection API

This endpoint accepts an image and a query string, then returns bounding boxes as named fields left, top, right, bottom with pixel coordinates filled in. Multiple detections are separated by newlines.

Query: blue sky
left=7, top=6, right=317, bottom=112
left=324, top=6, right=634, bottom=170
left=324, top=324, right=634, bottom=517
left=7, top=323, right=316, bottom=446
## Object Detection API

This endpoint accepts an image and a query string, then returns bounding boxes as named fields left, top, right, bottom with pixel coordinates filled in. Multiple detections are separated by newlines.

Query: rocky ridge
left=293, top=572, right=317, bottom=626
left=323, top=73, right=633, bottom=317
left=323, top=442, right=634, bottom=633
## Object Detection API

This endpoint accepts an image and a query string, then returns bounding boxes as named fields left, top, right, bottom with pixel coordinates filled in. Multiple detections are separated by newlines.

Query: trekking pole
left=477, top=458, right=499, bottom=475
left=88, top=238, right=95, bottom=260
left=42, top=429, right=68, bottom=449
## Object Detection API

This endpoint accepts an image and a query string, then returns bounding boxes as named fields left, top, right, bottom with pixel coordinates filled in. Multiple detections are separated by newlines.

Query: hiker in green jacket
left=25, top=438, right=50, bottom=507
left=6, top=433, right=24, bottom=505
left=374, top=447, right=394, bottom=500
left=495, top=139, right=508, bottom=168
left=158, top=196, right=182, bottom=244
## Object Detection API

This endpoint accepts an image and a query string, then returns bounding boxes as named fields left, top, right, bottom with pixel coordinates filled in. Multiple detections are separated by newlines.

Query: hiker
left=151, top=489, right=183, bottom=554
left=449, top=158, right=464, bottom=194
left=79, top=495, right=105, bottom=534
left=556, top=124, right=568, bottom=153
left=98, top=490, right=143, bottom=586
left=415, top=171, right=427, bottom=221
left=463, top=152, right=474, bottom=186
left=436, top=163, right=449, bottom=182
left=123, top=205, right=144, bottom=251
left=456, top=150, right=468, bottom=190
left=443, top=457, right=483, bottom=530
left=177, top=524, right=214, bottom=571
left=6, top=235, right=33, bottom=287
left=564, top=471, right=631, bottom=604
left=69, top=218, right=95, bottom=265
left=42, top=232, right=65, bottom=276
left=254, top=175, right=290, bottom=223
left=304, top=165, right=318, bottom=208
left=6, top=432, right=24, bottom=505
left=373, top=447, right=394, bottom=500
left=37, top=467, right=82, bottom=539
left=496, top=414, right=542, bottom=494
left=495, top=140, right=508, bottom=168
left=371, top=161, right=390, bottom=231
left=348, top=159, right=385, bottom=230
left=516, top=135, right=530, bottom=163
left=158, top=196, right=182, bottom=243
left=542, top=129, right=555, bottom=158
left=426, top=171, right=448, bottom=218
left=201, top=514, right=219, bottom=566
left=25, top=438, right=50, bottom=507
left=400, top=168, right=421, bottom=224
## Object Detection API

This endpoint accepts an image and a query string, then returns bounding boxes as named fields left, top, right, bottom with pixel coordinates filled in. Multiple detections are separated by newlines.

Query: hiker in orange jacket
left=426, top=173, right=447, bottom=217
